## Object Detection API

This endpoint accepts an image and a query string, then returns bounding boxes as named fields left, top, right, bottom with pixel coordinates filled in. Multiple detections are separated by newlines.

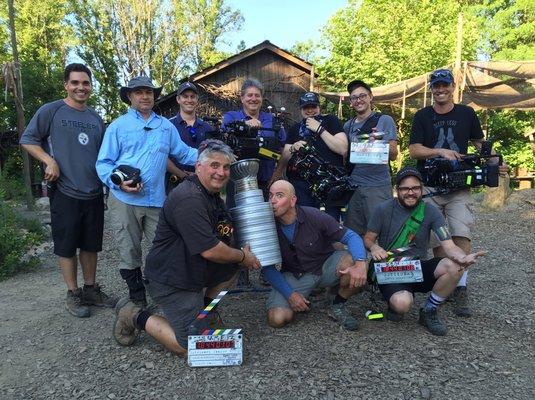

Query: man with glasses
left=409, top=68, right=507, bottom=317
left=112, top=140, right=261, bottom=356
left=344, top=80, right=398, bottom=235
left=271, top=92, right=347, bottom=219
left=96, top=76, right=198, bottom=307
left=363, top=167, right=485, bottom=335
left=166, top=82, right=213, bottom=193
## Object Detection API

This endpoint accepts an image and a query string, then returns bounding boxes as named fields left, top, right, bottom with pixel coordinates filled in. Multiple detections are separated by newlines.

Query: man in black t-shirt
left=112, top=140, right=261, bottom=356
left=271, top=92, right=348, bottom=219
left=409, top=68, right=507, bottom=317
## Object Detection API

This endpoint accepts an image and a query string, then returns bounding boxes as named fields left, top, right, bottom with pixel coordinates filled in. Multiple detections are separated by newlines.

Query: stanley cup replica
left=229, top=159, right=282, bottom=267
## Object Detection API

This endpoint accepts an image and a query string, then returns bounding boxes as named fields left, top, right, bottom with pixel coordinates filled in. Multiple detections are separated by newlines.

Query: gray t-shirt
left=367, top=199, right=448, bottom=259
left=344, top=112, right=397, bottom=187
left=20, top=100, right=105, bottom=199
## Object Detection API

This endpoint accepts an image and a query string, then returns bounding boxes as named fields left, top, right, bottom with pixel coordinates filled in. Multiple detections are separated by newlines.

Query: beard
left=398, top=194, right=422, bottom=209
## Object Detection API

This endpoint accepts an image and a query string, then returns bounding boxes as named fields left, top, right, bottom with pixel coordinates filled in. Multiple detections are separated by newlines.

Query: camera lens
left=110, top=171, right=126, bottom=185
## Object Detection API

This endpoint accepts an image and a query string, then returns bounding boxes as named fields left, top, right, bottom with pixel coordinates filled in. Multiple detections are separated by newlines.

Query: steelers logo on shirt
left=78, top=132, right=89, bottom=145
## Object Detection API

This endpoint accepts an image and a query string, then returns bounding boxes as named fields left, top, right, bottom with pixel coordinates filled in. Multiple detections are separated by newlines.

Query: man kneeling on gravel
left=265, top=180, right=367, bottom=331
left=363, top=167, right=485, bottom=336
left=112, top=140, right=261, bottom=355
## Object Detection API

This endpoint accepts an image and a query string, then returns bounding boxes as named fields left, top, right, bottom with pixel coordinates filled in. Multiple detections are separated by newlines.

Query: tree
left=289, top=39, right=317, bottom=63
left=317, top=0, right=481, bottom=90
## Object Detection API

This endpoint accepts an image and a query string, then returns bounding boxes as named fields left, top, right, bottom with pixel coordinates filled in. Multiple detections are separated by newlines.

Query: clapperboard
left=350, top=133, right=389, bottom=165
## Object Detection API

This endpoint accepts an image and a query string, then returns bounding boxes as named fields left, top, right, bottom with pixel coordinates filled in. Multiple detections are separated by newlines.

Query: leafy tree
left=289, top=39, right=317, bottom=63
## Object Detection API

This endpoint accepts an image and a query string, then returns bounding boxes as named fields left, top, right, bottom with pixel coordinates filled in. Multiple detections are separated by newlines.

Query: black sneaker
left=453, top=287, right=472, bottom=317
left=418, top=307, right=447, bottom=336
left=329, top=303, right=359, bottom=331
left=386, top=306, right=403, bottom=322
left=82, top=283, right=118, bottom=308
left=66, top=289, right=90, bottom=318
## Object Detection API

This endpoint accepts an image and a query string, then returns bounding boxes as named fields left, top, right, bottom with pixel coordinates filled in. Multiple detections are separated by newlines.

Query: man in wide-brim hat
left=96, top=75, right=198, bottom=306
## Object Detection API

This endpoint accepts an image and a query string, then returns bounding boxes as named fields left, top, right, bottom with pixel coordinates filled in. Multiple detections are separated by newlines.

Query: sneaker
left=259, top=269, right=271, bottom=287
left=66, top=289, right=90, bottom=318
left=113, top=297, right=141, bottom=346
left=82, top=284, right=118, bottom=308
left=418, top=307, right=447, bottom=336
left=328, top=303, right=359, bottom=331
left=453, top=287, right=472, bottom=317
left=386, top=306, right=403, bottom=322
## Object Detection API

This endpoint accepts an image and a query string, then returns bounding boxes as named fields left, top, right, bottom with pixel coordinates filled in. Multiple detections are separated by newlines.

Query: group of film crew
left=21, top=63, right=508, bottom=357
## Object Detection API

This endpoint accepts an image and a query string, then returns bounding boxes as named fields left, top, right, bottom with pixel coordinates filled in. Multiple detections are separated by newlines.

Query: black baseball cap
left=429, top=69, right=454, bottom=86
left=395, top=166, right=423, bottom=186
left=299, top=92, right=320, bottom=107
left=177, top=81, right=198, bottom=95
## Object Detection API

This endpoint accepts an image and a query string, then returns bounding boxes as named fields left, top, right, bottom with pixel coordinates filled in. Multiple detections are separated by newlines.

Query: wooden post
left=7, top=0, right=34, bottom=210
left=453, top=13, right=463, bottom=103
left=309, top=65, right=315, bottom=91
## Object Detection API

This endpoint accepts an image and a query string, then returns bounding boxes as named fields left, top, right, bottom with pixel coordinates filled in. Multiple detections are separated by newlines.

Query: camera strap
left=346, top=112, right=382, bottom=174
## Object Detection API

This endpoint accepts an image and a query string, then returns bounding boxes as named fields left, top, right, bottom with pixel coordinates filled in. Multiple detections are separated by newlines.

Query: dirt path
left=1, top=190, right=534, bottom=400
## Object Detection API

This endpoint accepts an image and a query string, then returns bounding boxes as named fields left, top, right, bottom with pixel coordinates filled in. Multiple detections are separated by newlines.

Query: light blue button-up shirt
left=96, top=108, right=197, bottom=207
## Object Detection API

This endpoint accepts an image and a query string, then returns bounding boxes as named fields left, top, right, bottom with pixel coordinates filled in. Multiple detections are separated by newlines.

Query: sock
left=457, top=271, right=468, bottom=287
left=333, top=294, right=348, bottom=305
left=424, top=292, right=446, bottom=311
left=135, top=310, right=151, bottom=331
left=204, top=296, right=214, bottom=308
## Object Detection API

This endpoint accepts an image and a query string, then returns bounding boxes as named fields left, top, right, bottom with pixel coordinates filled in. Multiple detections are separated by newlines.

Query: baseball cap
left=299, top=92, right=320, bottom=107
left=177, top=82, right=198, bottom=96
left=395, top=166, right=423, bottom=186
left=429, top=69, right=454, bottom=86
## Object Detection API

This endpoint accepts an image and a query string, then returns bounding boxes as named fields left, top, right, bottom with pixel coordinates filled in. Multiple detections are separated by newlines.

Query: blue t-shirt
left=168, top=114, right=213, bottom=172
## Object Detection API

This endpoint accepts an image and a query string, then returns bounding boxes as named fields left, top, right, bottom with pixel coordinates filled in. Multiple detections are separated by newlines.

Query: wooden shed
left=154, top=40, right=316, bottom=126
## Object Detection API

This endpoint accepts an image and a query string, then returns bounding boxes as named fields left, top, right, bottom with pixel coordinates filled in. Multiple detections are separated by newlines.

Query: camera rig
left=422, top=140, right=502, bottom=195
left=289, top=134, right=356, bottom=205
left=203, top=106, right=286, bottom=161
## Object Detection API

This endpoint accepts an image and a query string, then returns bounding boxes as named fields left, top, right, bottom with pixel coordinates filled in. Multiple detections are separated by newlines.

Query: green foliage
left=0, top=197, right=45, bottom=281
left=289, top=40, right=318, bottom=63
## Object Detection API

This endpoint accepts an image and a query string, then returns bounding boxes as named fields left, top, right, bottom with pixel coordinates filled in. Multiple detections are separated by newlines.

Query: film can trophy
left=187, top=159, right=282, bottom=368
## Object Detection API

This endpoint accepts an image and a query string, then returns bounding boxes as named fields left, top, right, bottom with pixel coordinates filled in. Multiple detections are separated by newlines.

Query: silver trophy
left=229, top=159, right=281, bottom=267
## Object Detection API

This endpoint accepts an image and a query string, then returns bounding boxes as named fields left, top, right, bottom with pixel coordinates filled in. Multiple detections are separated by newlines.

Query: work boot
left=418, top=307, right=447, bottom=336
left=328, top=303, right=359, bottom=331
left=452, top=287, right=472, bottom=317
left=66, top=289, right=90, bottom=318
left=82, top=283, right=118, bottom=308
left=386, top=306, right=403, bottom=322
left=113, top=297, right=141, bottom=346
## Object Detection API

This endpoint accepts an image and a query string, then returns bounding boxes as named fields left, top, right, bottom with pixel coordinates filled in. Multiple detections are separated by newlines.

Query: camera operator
left=166, top=82, right=212, bottom=194
left=344, top=79, right=398, bottom=235
left=271, top=92, right=348, bottom=220
left=112, top=140, right=261, bottom=356
left=222, top=78, right=286, bottom=207
left=409, top=68, right=507, bottom=317
left=96, top=76, right=198, bottom=307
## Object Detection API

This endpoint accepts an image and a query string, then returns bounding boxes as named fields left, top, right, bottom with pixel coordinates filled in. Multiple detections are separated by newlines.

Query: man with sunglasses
left=166, top=82, right=213, bottom=193
left=409, top=68, right=507, bottom=317
left=344, top=79, right=398, bottom=235
left=363, top=167, right=485, bottom=335
left=112, top=140, right=261, bottom=356
left=96, top=76, right=198, bottom=307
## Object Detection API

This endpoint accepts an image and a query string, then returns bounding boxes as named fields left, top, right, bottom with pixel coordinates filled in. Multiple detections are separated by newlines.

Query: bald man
left=265, top=180, right=367, bottom=331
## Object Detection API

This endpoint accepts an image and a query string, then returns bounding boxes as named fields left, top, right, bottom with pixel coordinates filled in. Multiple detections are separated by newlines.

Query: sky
left=221, top=0, right=348, bottom=53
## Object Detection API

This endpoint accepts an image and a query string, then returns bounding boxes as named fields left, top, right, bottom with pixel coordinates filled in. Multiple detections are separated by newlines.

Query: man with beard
left=112, top=140, right=261, bottom=355
left=409, top=69, right=507, bottom=317
left=363, top=167, right=485, bottom=335
left=270, top=92, right=347, bottom=219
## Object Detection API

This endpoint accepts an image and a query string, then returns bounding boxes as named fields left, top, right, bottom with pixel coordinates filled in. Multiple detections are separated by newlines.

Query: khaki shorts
left=424, top=188, right=474, bottom=247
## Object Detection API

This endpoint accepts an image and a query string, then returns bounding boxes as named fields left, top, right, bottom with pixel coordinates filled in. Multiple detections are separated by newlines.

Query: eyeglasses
left=397, top=185, right=422, bottom=193
left=198, top=139, right=226, bottom=153
left=349, top=93, right=369, bottom=102
left=430, top=70, right=453, bottom=81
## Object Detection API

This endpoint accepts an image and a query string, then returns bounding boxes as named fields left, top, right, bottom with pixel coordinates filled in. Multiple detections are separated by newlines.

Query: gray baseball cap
left=120, top=76, right=162, bottom=104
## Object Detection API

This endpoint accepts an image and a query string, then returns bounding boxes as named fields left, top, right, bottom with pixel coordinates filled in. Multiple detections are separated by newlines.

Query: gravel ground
left=1, top=190, right=534, bottom=400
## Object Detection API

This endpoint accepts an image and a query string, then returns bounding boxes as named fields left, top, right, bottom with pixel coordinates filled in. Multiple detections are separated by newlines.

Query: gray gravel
left=1, top=190, right=534, bottom=400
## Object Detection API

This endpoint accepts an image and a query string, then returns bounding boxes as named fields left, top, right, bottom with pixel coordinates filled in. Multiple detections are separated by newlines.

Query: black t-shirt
left=410, top=104, right=484, bottom=170
left=286, top=114, right=345, bottom=174
left=144, top=175, right=235, bottom=291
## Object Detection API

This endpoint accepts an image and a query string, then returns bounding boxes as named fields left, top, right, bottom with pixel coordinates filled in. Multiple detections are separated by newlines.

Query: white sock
left=457, top=271, right=468, bottom=287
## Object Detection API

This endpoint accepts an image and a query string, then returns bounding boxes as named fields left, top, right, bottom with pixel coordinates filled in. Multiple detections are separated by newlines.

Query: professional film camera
left=204, top=106, right=286, bottom=161
left=289, top=136, right=356, bottom=204
left=422, top=140, right=502, bottom=195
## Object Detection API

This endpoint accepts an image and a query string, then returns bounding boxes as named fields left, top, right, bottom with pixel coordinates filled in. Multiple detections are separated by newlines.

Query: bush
left=0, top=198, right=45, bottom=281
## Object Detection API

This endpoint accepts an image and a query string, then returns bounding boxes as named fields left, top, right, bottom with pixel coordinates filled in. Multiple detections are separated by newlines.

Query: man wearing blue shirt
left=166, top=82, right=212, bottom=193
left=96, top=76, right=198, bottom=306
